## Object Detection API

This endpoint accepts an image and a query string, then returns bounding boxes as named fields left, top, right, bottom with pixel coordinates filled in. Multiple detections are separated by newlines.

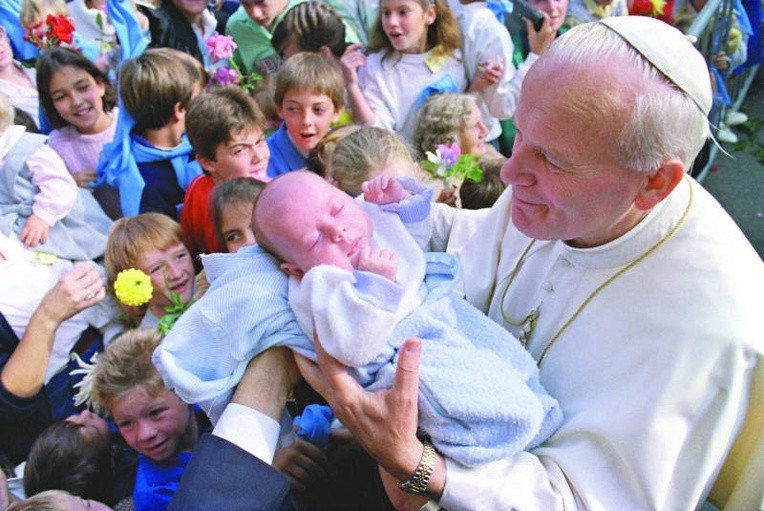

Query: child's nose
left=138, top=421, right=156, bottom=440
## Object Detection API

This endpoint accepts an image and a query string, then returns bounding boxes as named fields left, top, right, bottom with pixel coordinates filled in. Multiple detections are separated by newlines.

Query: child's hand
left=73, top=170, right=97, bottom=189
left=470, top=58, right=504, bottom=92
left=435, top=186, right=458, bottom=207
left=340, top=43, right=367, bottom=86
left=357, top=245, right=398, bottom=281
left=272, top=436, right=328, bottom=492
left=20, top=214, right=51, bottom=248
left=361, top=174, right=411, bottom=205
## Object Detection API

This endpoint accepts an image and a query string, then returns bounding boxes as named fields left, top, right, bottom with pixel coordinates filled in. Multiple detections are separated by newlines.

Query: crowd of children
left=0, top=0, right=758, bottom=509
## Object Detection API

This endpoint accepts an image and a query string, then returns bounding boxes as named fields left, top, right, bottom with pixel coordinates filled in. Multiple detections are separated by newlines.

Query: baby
left=251, top=171, right=562, bottom=466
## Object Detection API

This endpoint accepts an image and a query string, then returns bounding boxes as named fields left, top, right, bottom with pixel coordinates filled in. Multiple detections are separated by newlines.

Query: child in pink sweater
left=37, top=47, right=121, bottom=219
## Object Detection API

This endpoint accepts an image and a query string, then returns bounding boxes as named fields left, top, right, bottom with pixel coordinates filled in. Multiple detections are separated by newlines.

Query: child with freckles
left=250, top=170, right=562, bottom=466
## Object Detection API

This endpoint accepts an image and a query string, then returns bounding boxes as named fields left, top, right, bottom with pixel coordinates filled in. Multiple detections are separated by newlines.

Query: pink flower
left=206, top=34, right=237, bottom=64
left=436, top=143, right=461, bottom=168
left=211, top=66, right=240, bottom=87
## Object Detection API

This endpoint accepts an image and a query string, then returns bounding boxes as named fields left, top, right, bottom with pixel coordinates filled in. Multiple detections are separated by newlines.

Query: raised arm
left=1, top=263, right=104, bottom=398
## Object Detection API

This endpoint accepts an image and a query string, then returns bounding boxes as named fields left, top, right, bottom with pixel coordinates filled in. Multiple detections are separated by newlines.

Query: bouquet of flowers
left=206, top=34, right=263, bottom=93
left=420, top=143, right=483, bottom=187
left=113, top=268, right=193, bottom=336
left=24, top=14, right=76, bottom=50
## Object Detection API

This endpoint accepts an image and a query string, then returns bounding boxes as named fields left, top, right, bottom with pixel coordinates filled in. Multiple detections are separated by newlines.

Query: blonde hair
left=413, top=93, right=475, bottom=159
left=119, top=48, right=206, bottom=134
left=20, top=0, right=68, bottom=27
left=368, top=0, right=461, bottom=61
left=104, top=213, right=184, bottom=294
left=0, top=92, right=15, bottom=132
left=8, top=490, right=78, bottom=511
left=331, top=126, right=414, bottom=196
left=89, top=328, right=165, bottom=415
left=307, top=123, right=364, bottom=179
left=274, top=52, right=345, bottom=110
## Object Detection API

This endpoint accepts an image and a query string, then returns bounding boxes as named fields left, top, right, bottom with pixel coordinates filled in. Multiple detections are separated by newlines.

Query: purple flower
left=210, top=66, right=240, bottom=87
left=206, top=34, right=237, bottom=64
left=437, top=143, right=461, bottom=168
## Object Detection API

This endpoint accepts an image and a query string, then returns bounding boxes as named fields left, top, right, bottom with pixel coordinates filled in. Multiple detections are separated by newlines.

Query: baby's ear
left=280, top=261, right=304, bottom=278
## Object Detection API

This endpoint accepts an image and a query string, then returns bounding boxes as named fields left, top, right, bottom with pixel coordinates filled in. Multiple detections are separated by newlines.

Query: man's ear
left=280, top=261, right=304, bottom=278
left=318, top=46, right=333, bottom=58
left=634, top=159, right=685, bottom=210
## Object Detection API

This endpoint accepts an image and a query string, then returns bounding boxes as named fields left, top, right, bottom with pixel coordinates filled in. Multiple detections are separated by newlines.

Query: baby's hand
left=361, top=174, right=411, bottom=205
left=20, top=213, right=51, bottom=248
left=357, top=245, right=398, bottom=281
left=73, top=170, right=97, bottom=189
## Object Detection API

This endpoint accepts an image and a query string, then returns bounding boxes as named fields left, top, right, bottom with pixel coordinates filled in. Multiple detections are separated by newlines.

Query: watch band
left=398, top=439, right=436, bottom=496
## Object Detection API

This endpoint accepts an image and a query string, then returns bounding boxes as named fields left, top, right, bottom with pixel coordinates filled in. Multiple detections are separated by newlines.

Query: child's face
left=380, top=0, right=436, bottom=54
left=529, top=0, right=569, bottom=30
left=110, top=386, right=192, bottom=462
left=220, top=199, right=256, bottom=253
left=277, top=89, right=340, bottom=154
left=259, top=172, right=372, bottom=276
left=459, top=103, right=489, bottom=157
left=49, top=64, right=110, bottom=135
left=202, top=127, right=270, bottom=184
left=136, top=242, right=195, bottom=315
left=241, top=0, right=289, bottom=31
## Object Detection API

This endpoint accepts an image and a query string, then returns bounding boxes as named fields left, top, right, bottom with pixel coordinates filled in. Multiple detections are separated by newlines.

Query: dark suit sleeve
left=169, top=433, right=296, bottom=511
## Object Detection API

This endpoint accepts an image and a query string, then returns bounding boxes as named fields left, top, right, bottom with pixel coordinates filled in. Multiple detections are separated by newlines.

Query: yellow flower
left=114, top=268, right=153, bottom=306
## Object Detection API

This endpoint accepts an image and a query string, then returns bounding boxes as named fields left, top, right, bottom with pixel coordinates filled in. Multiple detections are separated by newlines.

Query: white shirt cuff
left=212, top=403, right=281, bottom=464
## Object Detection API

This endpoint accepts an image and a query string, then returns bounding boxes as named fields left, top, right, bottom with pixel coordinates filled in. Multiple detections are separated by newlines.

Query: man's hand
left=362, top=174, right=411, bottom=205
left=356, top=245, right=398, bottom=281
left=295, top=337, right=425, bottom=481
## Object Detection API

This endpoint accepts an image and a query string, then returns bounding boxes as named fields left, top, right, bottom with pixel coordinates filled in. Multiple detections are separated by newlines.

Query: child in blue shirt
left=98, top=48, right=206, bottom=219
left=88, top=328, right=208, bottom=511
left=266, top=52, right=343, bottom=177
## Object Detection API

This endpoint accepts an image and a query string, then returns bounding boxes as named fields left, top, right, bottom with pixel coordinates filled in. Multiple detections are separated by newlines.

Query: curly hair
left=413, top=93, right=475, bottom=159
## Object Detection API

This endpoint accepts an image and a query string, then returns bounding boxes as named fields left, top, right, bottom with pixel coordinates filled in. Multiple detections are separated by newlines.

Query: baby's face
left=260, top=172, right=372, bottom=276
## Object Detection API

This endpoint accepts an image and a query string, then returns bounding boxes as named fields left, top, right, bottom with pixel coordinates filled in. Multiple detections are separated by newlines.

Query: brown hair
left=368, top=0, right=461, bottom=61
left=36, top=47, right=118, bottom=130
left=274, top=52, right=344, bottom=110
left=119, top=48, right=206, bottom=134
left=271, top=1, right=348, bottom=58
left=186, top=86, right=267, bottom=162
left=24, top=422, right=112, bottom=504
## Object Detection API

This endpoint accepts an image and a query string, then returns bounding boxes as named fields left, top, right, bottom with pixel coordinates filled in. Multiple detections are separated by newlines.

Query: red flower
left=47, top=14, right=75, bottom=45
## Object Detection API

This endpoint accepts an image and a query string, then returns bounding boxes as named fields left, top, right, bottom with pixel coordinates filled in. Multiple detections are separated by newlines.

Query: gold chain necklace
left=498, top=177, right=695, bottom=366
